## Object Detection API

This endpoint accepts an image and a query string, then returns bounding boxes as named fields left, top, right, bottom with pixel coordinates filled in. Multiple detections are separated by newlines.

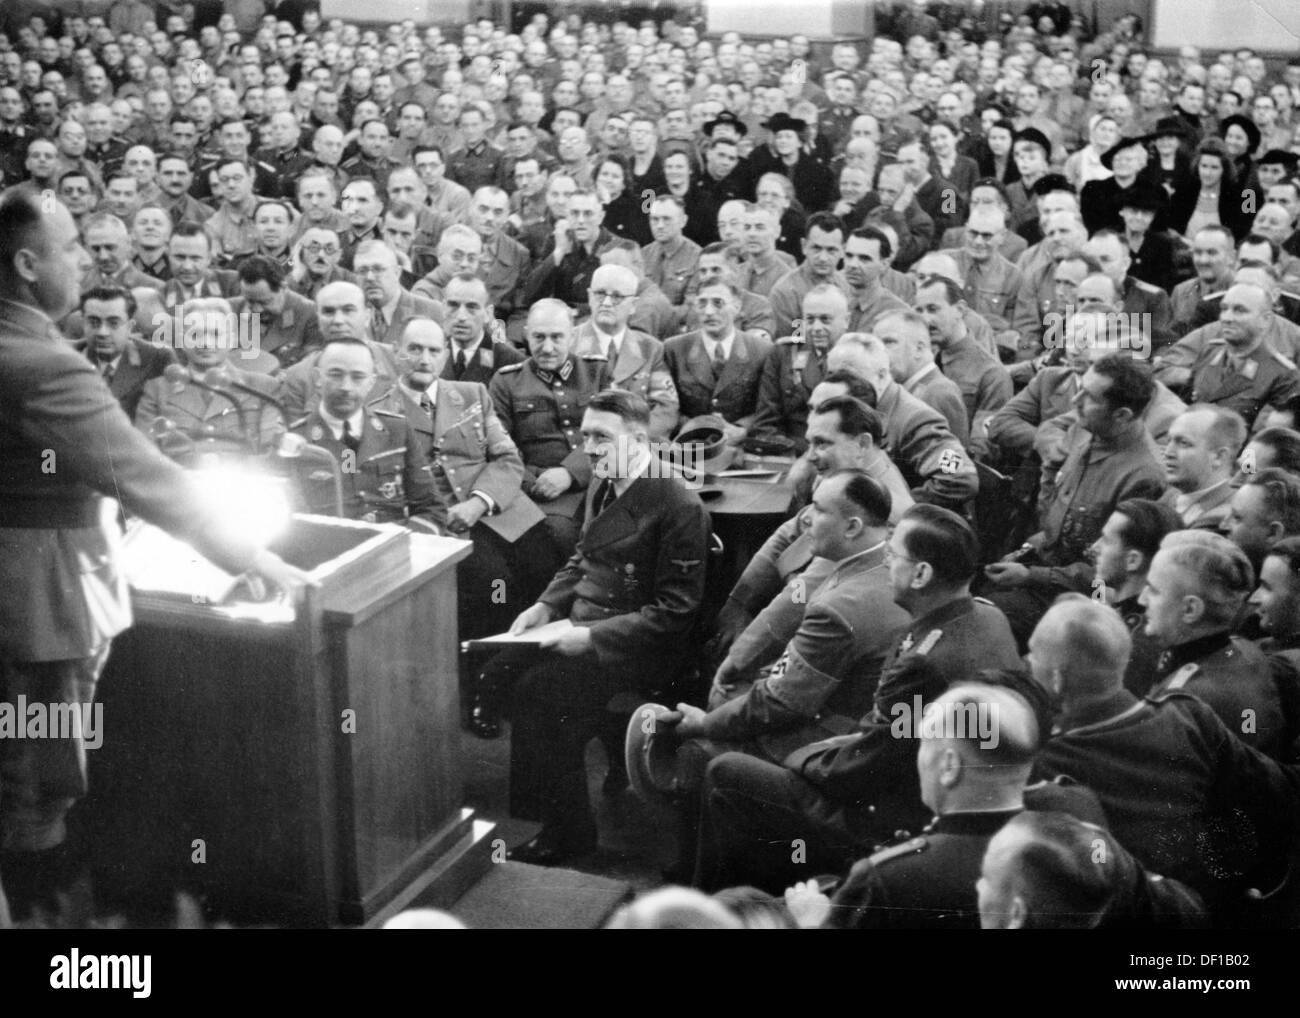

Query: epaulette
left=973, top=595, right=995, bottom=605
left=580, top=352, right=608, bottom=361
left=497, top=362, right=525, bottom=374
left=867, top=836, right=928, bottom=866
left=1132, top=278, right=1162, bottom=294
left=289, top=415, right=311, bottom=430
left=914, top=629, right=943, bottom=655
left=370, top=407, right=404, bottom=419
left=1268, top=349, right=1297, bottom=370
left=1201, top=290, right=1227, bottom=302
left=776, top=335, right=805, bottom=345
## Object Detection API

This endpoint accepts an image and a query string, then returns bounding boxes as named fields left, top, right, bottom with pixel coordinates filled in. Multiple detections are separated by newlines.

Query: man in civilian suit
left=575, top=264, right=679, bottom=440
left=0, top=193, right=306, bottom=919
left=76, top=284, right=174, bottom=420
left=353, top=239, right=445, bottom=348
left=664, top=279, right=772, bottom=444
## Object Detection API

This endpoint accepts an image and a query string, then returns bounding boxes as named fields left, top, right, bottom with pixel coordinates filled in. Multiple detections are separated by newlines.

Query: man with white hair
left=135, top=296, right=283, bottom=453
left=574, top=263, right=678, bottom=440
left=827, top=331, right=977, bottom=507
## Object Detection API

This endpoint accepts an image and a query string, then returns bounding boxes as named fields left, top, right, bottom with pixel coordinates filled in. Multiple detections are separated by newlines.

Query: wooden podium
left=86, top=516, right=491, bottom=927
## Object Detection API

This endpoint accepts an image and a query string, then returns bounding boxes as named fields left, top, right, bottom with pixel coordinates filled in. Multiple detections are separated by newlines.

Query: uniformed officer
left=1188, top=283, right=1300, bottom=429
left=826, top=332, right=979, bottom=508
left=575, top=263, right=679, bottom=440
left=696, top=506, right=1023, bottom=892
left=1088, top=499, right=1185, bottom=697
left=1030, top=596, right=1300, bottom=921
left=134, top=297, right=283, bottom=457
left=489, top=299, right=612, bottom=556
left=283, top=336, right=435, bottom=525
left=749, top=284, right=845, bottom=453
left=663, top=279, right=773, bottom=443
left=824, top=683, right=1039, bottom=929
left=491, top=389, right=710, bottom=865
left=1142, top=531, right=1293, bottom=760
left=440, top=272, right=524, bottom=386
left=370, top=317, right=559, bottom=737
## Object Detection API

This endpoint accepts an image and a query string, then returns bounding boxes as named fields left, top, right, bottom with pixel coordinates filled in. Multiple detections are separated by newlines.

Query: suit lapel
left=688, top=332, right=715, bottom=384
left=716, top=333, right=750, bottom=390
left=615, top=333, right=646, bottom=381
left=433, top=379, right=464, bottom=443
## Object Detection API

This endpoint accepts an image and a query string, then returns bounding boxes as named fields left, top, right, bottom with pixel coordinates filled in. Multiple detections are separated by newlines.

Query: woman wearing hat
left=743, top=111, right=835, bottom=215
left=1119, top=181, right=1180, bottom=293
left=1063, top=113, right=1120, bottom=189
left=1149, top=115, right=1194, bottom=198
left=1167, top=137, right=1250, bottom=242
left=1079, top=133, right=1157, bottom=235
left=1218, top=113, right=1262, bottom=199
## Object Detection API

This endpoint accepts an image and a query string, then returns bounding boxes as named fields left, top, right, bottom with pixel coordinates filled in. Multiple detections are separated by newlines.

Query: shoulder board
left=1280, top=290, right=1300, bottom=301
left=776, top=335, right=804, bottom=345
left=289, top=415, right=312, bottom=429
left=915, top=629, right=943, bottom=655
left=973, top=596, right=994, bottom=605
left=497, top=363, right=525, bottom=374
left=1132, top=279, right=1161, bottom=293
left=370, top=408, right=404, bottom=419
left=1269, top=350, right=1297, bottom=370
left=580, top=352, right=608, bottom=361
left=1200, top=290, right=1226, bottom=302
left=867, top=837, right=928, bottom=866
left=1164, top=662, right=1200, bottom=691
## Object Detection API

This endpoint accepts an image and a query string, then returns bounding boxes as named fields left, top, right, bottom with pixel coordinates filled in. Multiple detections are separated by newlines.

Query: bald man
left=1029, top=594, right=1300, bottom=922
left=369, top=318, right=556, bottom=642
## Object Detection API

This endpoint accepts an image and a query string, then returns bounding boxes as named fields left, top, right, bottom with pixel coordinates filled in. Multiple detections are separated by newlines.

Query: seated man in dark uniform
left=694, top=505, right=1023, bottom=892
left=1141, top=530, right=1295, bottom=760
left=489, top=299, right=611, bottom=558
left=1030, top=595, right=1300, bottom=923
left=823, top=682, right=1040, bottom=929
left=490, top=389, right=710, bottom=865
left=282, top=335, right=436, bottom=526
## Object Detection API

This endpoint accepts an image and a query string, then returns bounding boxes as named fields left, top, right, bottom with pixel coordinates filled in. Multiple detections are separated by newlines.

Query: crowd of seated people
left=6, top=0, right=1300, bottom=929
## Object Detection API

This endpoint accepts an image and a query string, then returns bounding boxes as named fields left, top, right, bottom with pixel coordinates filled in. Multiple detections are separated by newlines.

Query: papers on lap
left=461, top=619, right=575, bottom=650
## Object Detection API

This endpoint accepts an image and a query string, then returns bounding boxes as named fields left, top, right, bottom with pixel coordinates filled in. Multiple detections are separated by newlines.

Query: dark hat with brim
left=673, top=414, right=737, bottom=478
left=1101, top=134, right=1152, bottom=171
left=765, top=112, right=808, bottom=137
left=1259, top=148, right=1300, bottom=170
left=1118, top=181, right=1167, bottom=213
left=1013, top=126, right=1052, bottom=155
left=703, top=110, right=748, bottom=137
left=1218, top=114, right=1262, bottom=154
left=625, top=703, right=685, bottom=806
left=1152, top=115, right=1193, bottom=140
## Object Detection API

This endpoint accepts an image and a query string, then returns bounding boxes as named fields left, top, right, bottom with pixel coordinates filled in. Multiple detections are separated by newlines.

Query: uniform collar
left=1156, top=630, right=1233, bottom=678
left=318, top=404, right=365, bottom=441
left=925, top=808, right=1022, bottom=836
left=903, top=362, right=938, bottom=389
left=533, top=355, right=576, bottom=383
left=1056, top=688, right=1140, bottom=735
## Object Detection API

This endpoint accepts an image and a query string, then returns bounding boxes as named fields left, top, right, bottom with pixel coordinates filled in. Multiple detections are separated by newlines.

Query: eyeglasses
left=303, top=243, right=340, bottom=254
left=590, top=290, right=635, bottom=304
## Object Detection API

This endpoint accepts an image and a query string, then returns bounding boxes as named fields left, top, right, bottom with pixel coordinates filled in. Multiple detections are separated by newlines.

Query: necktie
left=607, top=339, right=619, bottom=363
left=711, top=342, right=726, bottom=380
left=370, top=305, right=386, bottom=342
left=455, top=350, right=468, bottom=377
left=420, top=392, right=434, bottom=419
left=342, top=418, right=361, bottom=453
left=101, top=361, right=114, bottom=382
left=591, top=478, right=616, bottom=519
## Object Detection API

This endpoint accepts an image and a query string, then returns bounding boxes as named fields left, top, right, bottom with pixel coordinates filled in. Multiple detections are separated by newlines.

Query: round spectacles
left=590, top=290, right=635, bottom=304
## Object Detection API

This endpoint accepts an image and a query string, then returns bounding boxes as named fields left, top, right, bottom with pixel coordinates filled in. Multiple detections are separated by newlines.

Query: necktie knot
left=342, top=418, right=361, bottom=453
left=592, top=478, right=616, bottom=519
left=454, top=349, right=468, bottom=376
